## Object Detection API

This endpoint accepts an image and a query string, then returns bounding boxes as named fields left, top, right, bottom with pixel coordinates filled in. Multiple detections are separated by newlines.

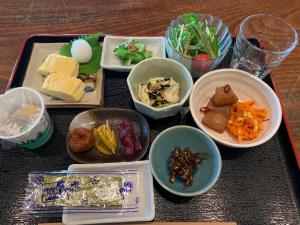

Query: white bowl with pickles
left=127, top=57, right=193, bottom=120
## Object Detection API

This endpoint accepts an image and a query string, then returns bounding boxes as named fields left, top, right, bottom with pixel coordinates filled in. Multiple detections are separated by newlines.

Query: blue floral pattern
left=34, top=176, right=44, bottom=185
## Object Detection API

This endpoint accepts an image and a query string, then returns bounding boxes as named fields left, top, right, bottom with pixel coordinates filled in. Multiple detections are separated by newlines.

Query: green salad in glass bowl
left=166, top=13, right=232, bottom=78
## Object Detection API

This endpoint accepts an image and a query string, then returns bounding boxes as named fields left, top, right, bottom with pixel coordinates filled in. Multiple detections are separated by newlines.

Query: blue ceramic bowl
left=149, top=125, right=221, bottom=196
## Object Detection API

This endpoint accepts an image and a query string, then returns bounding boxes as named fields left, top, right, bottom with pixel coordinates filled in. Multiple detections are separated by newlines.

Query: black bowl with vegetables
left=165, top=13, right=232, bottom=78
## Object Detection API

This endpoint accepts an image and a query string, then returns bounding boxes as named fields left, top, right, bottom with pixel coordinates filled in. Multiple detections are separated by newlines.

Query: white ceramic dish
left=62, top=161, right=155, bottom=225
left=189, top=69, right=282, bottom=148
left=101, top=36, right=166, bottom=72
left=22, top=43, right=104, bottom=108
left=127, top=57, right=193, bottom=120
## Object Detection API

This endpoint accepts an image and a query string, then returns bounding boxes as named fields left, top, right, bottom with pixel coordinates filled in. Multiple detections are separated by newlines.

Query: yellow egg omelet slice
left=41, top=73, right=85, bottom=102
left=38, top=53, right=79, bottom=77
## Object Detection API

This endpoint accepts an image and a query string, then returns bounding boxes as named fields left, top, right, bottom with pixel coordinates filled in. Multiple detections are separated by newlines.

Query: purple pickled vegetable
left=121, top=134, right=134, bottom=155
left=117, top=120, right=141, bottom=155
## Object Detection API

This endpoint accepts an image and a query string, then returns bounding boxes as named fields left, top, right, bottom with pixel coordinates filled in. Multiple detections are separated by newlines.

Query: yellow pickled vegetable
left=93, top=128, right=112, bottom=155
left=93, top=120, right=118, bottom=155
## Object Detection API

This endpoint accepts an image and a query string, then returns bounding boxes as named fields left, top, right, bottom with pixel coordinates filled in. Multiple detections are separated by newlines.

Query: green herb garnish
left=59, top=33, right=101, bottom=75
left=113, top=39, right=152, bottom=66
left=169, top=13, right=220, bottom=59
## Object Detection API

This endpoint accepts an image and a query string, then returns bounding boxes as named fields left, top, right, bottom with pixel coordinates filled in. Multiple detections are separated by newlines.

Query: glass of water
left=231, top=14, right=298, bottom=79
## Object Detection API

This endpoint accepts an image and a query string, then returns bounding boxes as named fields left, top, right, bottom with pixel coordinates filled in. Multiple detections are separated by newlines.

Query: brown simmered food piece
left=201, top=109, right=228, bottom=133
left=200, top=84, right=238, bottom=133
left=212, top=84, right=238, bottom=107
left=207, top=98, right=232, bottom=118
left=69, top=128, right=95, bottom=153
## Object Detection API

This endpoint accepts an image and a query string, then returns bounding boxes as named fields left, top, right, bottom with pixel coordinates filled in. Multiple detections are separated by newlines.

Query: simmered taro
left=201, top=110, right=228, bottom=133
left=212, top=84, right=238, bottom=107
left=200, top=84, right=238, bottom=133
left=168, top=146, right=208, bottom=186
left=207, top=98, right=232, bottom=118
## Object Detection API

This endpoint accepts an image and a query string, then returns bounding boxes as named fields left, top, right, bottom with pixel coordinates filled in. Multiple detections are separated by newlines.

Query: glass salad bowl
left=165, top=13, right=232, bottom=78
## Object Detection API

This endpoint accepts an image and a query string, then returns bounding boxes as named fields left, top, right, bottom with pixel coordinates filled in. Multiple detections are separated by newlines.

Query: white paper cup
left=0, top=87, right=53, bottom=149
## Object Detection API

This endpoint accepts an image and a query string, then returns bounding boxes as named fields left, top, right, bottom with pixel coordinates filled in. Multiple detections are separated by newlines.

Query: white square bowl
left=100, top=35, right=166, bottom=72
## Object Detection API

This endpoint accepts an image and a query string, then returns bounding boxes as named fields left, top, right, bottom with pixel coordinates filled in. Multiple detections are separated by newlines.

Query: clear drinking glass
left=231, top=14, right=298, bottom=79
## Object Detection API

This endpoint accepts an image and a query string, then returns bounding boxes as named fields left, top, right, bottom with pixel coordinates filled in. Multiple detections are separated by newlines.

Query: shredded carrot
left=227, top=100, right=268, bottom=141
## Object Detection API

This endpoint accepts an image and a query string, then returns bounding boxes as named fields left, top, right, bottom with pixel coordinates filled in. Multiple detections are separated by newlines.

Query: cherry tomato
left=192, top=54, right=212, bottom=73
left=194, top=54, right=210, bottom=61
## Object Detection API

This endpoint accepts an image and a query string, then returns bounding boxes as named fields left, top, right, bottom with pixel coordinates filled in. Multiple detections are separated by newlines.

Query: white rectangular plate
left=63, top=161, right=155, bottom=225
left=22, top=43, right=104, bottom=108
left=101, top=36, right=166, bottom=72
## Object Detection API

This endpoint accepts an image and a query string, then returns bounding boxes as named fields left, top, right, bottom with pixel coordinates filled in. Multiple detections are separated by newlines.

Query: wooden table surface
left=0, top=0, right=299, bottom=164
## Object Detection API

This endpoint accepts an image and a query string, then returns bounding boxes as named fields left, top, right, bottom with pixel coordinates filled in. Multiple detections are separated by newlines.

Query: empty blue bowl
left=149, top=125, right=221, bottom=196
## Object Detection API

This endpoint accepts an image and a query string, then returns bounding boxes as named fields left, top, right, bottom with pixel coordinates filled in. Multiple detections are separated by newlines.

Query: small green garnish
left=59, top=33, right=101, bottom=75
left=113, top=39, right=152, bottom=66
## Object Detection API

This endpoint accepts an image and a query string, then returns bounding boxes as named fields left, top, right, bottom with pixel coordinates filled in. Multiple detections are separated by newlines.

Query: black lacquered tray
left=0, top=35, right=299, bottom=225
